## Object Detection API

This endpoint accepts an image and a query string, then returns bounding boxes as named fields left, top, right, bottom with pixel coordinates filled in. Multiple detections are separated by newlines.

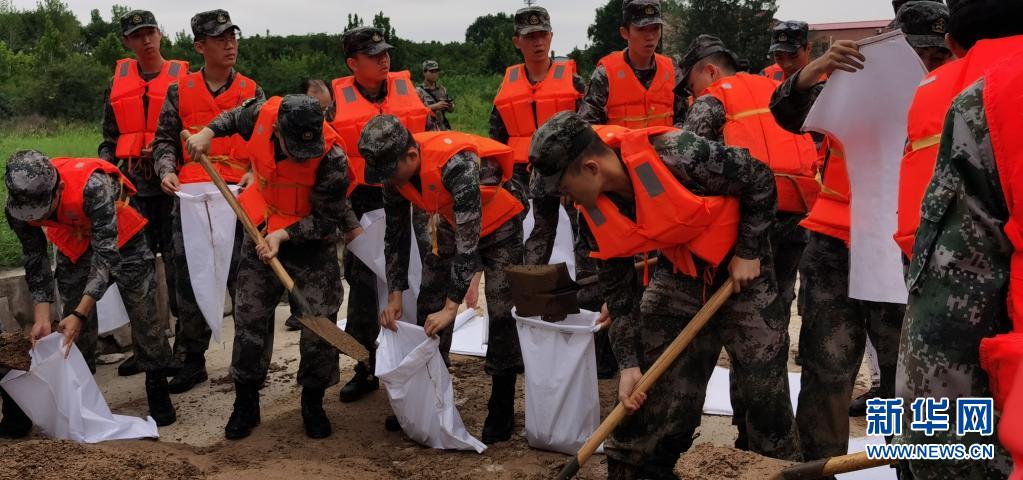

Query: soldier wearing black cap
left=5, top=151, right=178, bottom=428
left=898, top=0, right=953, bottom=71
left=185, top=94, right=361, bottom=440
left=528, top=111, right=800, bottom=476
left=761, top=21, right=813, bottom=82
left=98, top=10, right=188, bottom=377
left=417, top=60, right=453, bottom=130
left=578, top=0, right=689, bottom=128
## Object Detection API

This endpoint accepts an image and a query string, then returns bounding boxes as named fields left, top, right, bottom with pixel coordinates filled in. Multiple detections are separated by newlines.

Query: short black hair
left=948, top=1, right=1023, bottom=50
left=567, top=135, right=614, bottom=175
left=697, top=52, right=738, bottom=75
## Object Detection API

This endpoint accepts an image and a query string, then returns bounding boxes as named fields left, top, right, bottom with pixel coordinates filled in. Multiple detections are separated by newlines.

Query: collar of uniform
left=354, top=78, right=388, bottom=103
left=199, top=67, right=238, bottom=96
left=621, top=48, right=658, bottom=72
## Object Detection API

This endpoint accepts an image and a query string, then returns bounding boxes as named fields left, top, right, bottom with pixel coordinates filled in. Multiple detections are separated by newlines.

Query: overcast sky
left=15, top=1, right=895, bottom=56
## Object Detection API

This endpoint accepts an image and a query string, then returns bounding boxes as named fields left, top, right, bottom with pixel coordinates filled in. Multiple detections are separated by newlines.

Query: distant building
left=808, top=20, right=892, bottom=56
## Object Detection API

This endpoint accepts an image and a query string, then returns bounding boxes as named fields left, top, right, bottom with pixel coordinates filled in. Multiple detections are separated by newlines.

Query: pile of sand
left=0, top=331, right=31, bottom=371
left=676, top=443, right=795, bottom=480
left=0, top=440, right=204, bottom=480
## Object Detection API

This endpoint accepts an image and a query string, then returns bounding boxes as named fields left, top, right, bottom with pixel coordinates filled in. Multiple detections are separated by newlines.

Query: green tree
left=345, top=13, right=363, bottom=31
left=93, top=31, right=124, bottom=69
left=585, top=0, right=627, bottom=64
left=679, top=0, right=777, bottom=72
left=465, top=13, right=518, bottom=75
left=372, top=11, right=395, bottom=40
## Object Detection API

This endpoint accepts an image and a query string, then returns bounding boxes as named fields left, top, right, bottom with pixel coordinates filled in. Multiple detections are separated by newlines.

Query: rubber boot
left=0, top=387, right=31, bottom=438
left=339, top=361, right=378, bottom=403
left=384, top=414, right=401, bottom=432
left=481, top=374, right=516, bottom=444
left=301, top=388, right=332, bottom=439
left=168, top=353, right=208, bottom=394
left=145, top=371, right=177, bottom=427
left=117, top=355, right=141, bottom=376
left=225, top=383, right=261, bottom=440
left=849, top=385, right=880, bottom=417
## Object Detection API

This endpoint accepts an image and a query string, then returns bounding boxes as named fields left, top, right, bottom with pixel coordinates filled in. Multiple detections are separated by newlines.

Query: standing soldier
left=577, top=0, right=688, bottom=128
left=98, top=10, right=188, bottom=377
left=6, top=151, right=177, bottom=426
left=359, top=115, right=527, bottom=444
left=329, top=26, right=434, bottom=406
left=185, top=94, right=360, bottom=440
left=760, top=21, right=813, bottom=83
left=528, top=112, right=801, bottom=477
left=153, top=9, right=264, bottom=394
left=417, top=60, right=453, bottom=131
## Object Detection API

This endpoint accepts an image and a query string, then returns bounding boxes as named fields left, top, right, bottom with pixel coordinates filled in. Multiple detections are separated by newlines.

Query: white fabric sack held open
left=0, top=333, right=159, bottom=442
left=176, top=183, right=240, bottom=343
left=96, top=283, right=130, bottom=335
left=514, top=308, right=602, bottom=455
left=375, top=322, right=485, bottom=452
left=522, top=200, right=577, bottom=279
left=347, top=208, right=421, bottom=325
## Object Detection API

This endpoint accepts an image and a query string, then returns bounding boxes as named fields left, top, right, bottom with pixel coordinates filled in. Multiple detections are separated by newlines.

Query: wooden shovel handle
left=772, top=451, right=896, bottom=480
left=575, top=257, right=660, bottom=288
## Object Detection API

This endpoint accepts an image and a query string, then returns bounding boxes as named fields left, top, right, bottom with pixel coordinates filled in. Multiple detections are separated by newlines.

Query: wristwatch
left=71, top=310, right=88, bottom=322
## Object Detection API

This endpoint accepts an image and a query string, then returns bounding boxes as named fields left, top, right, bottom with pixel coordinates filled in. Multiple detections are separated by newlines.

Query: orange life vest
left=331, top=72, right=431, bottom=192
left=800, top=137, right=851, bottom=243
left=493, top=60, right=581, bottom=164
left=237, top=97, right=343, bottom=234
left=761, top=63, right=785, bottom=82
left=396, top=131, right=524, bottom=239
left=895, top=36, right=1023, bottom=258
left=29, top=158, right=148, bottom=263
left=598, top=51, right=675, bottom=128
left=177, top=71, right=257, bottom=184
left=110, top=58, right=188, bottom=159
left=579, top=126, right=740, bottom=277
left=701, top=73, right=821, bottom=214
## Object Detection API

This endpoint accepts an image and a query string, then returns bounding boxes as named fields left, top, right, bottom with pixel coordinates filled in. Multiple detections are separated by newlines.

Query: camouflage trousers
left=606, top=253, right=802, bottom=478
left=56, top=233, right=173, bottom=373
left=231, top=236, right=342, bottom=389
left=170, top=196, right=242, bottom=356
left=342, top=186, right=385, bottom=368
left=796, top=232, right=904, bottom=461
left=130, top=194, right=177, bottom=317
left=420, top=216, right=524, bottom=376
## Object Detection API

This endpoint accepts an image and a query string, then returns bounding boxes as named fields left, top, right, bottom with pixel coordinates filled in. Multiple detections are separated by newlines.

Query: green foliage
left=677, top=0, right=778, bottom=72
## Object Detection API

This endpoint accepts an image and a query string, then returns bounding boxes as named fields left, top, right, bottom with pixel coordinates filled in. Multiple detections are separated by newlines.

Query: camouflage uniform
left=530, top=112, right=801, bottom=477
left=6, top=160, right=173, bottom=374
left=417, top=60, right=452, bottom=131
left=770, top=71, right=905, bottom=462
left=204, top=97, right=360, bottom=389
left=152, top=71, right=266, bottom=356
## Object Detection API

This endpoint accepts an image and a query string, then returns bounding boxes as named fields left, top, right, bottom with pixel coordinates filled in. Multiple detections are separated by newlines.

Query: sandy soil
left=0, top=332, right=31, bottom=371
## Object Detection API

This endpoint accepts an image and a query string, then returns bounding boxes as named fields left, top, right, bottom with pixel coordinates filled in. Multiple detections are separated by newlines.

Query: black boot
left=117, top=355, right=141, bottom=377
left=225, top=383, right=261, bottom=440
left=168, top=353, right=208, bottom=394
left=384, top=414, right=401, bottom=432
left=301, top=388, right=332, bottom=439
left=284, top=315, right=302, bottom=331
left=481, top=374, right=516, bottom=444
left=339, top=362, right=378, bottom=403
left=145, top=371, right=177, bottom=427
left=849, top=385, right=880, bottom=417
left=0, top=388, right=31, bottom=438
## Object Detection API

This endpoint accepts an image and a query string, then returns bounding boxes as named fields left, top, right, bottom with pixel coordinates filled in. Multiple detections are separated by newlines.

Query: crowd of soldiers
left=2, top=0, right=1023, bottom=478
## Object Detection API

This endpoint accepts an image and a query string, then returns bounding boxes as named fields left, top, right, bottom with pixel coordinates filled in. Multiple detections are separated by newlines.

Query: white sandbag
left=375, top=321, right=485, bottom=453
left=347, top=208, right=421, bottom=325
left=450, top=309, right=488, bottom=357
left=522, top=200, right=577, bottom=279
left=0, top=333, right=159, bottom=442
left=514, top=308, right=602, bottom=454
left=96, top=283, right=129, bottom=335
left=176, top=183, right=239, bottom=343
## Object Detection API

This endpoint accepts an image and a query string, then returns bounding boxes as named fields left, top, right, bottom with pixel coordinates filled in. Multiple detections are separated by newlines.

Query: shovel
left=505, top=258, right=659, bottom=318
left=557, top=278, right=734, bottom=479
left=770, top=451, right=896, bottom=479
left=179, top=131, right=369, bottom=364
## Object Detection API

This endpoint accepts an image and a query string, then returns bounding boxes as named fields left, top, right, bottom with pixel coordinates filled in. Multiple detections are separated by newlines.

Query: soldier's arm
left=153, top=84, right=183, bottom=179
left=580, top=220, right=642, bottom=370
left=577, top=66, right=610, bottom=125
left=681, top=95, right=726, bottom=143
left=769, top=70, right=826, bottom=134
left=283, top=146, right=351, bottom=242
left=488, top=106, right=510, bottom=144
left=656, top=130, right=777, bottom=260
left=572, top=73, right=587, bottom=111
left=671, top=61, right=689, bottom=126
left=5, top=210, right=55, bottom=304
left=384, top=185, right=413, bottom=294
left=207, top=97, right=265, bottom=142
left=80, top=173, right=122, bottom=301
left=441, top=152, right=484, bottom=303
left=253, top=85, right=267, bottom=103
left=98, top=84, right=119, bottom=163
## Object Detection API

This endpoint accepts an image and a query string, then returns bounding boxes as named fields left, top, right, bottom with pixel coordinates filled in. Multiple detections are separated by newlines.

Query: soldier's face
left=122, top=27, right=162, bottom=59
left=620, top=24, right=661, bottom=59
left=686, top=63, right=717, bottom=97
left=350, top=52, right=391, bottom=84
left=512, top=31, right=553, bottom=63
left=390, top=147, right=421, bottom=186
left=772, top=48, right=809, bottom=78
left=424, top=69, right=440, bottom=82
left=915, top=46, right=953, bottom=72
left=195, top=30, right=239, bottom=68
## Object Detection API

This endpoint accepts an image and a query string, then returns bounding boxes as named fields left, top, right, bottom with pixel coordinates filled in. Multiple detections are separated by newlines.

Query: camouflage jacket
left=205, top=98, right=361, bottom=241
left=682, top=95, right=727, bottom=142
left=98, top=66, right=163, bottom=196
left=488, top=67, right=586, bottom=144
left=586, top=130, right=777, bottom=369
left=577, top=49, right=689, bottom=127
left=417, top=83, right=452, bottom=130
left=152, top=69, right=266, bottom=181
left=7, top=173, right=122, bottom=303
left=325, top=77, right=443, bottom=132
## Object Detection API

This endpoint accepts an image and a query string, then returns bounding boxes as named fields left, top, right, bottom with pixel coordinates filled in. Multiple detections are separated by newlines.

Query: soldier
left=897, top=1, right=954, bottom=72
left=529, top=112, right=801, bottom=477
left=328, top=26, right=434, bottom=406
left=185, top=94, right=360, bottom=440
left=577, top=0, right=688, bottom=128
left=98, top=10, right=188, bottom=378
left=417, top=60, right=453, bottom=131
left=892, top=0, right=1023, bottom=478
left=153, top=9, right=264, bottom=394
left=680, top=34, right=820, bottom=451
left=359, top=116, right=527, bottom=444
left=760, top=21, right=813, bottom=83
left=301, top=78, right=333, bottom=112
left=6, top=151, right=177, bottom=426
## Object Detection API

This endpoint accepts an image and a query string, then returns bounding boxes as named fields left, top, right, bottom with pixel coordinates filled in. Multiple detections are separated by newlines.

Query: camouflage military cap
left=120, top=10, right=158, bottom=37
left=623, top=0, right=665, bottom=27
left=898, top=1, right=951, bottom=49
left=358, top=115, right=413, bottom=184
left=680, top=34, right=740, bottom=82
left=5, top=150, right=58, bottom=222
left=423, top=60, right=440, bottom=72
left=528, top=111, right=597, bottom=198
left=342, top=26, right=393, bottom=58
left=276, top=95, right=326, bottom=160
left=514, top=6, right=552, bottom=36
left=191, top=9, right=239, bottom=40
left=770, top=21, right=810, bottom=53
